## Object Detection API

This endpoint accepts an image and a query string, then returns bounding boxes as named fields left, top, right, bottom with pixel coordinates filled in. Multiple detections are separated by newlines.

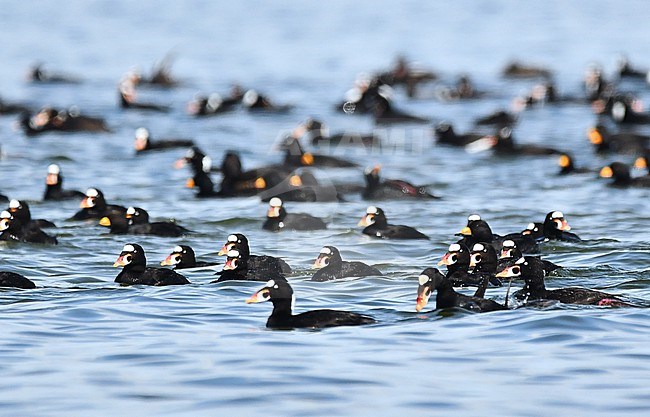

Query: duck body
left=114, top=243, right=190, bottom=286
left=311, top=246, right=382, bottom=282
left=359, top=206, right=428, bottom=240
left=0, top=271, right=36, bottom=289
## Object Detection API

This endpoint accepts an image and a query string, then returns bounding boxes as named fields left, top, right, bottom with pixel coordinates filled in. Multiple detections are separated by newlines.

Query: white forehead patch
left=227, top=249, right=240, bottom=258
left=551, top=211, right=564, bottom=219
left=86, top=188, right=99, bottom=198
left=202, top=156, right=212, bottom=173
left=266, top=279, right=276, bottom=288
left=612, top=101, right=626, bottom=121
left=269, top=197, right=282, bottom=207
left=126, top=207, right=136, bottom=215
left=515, top=257, right=526, bottom=265
left=173, top=245, right=183, bottom=253
left=135, top=127, right=149, bottom=140
left=468, top=214, right=481, bottom=221
left=472, top=243, right=485, bottom=252
left=418, top=274, right=429, bottom=286
left=243, top=90, right=259, bottom=106
left=526, top=223, right=536, bottom=230
left=0, top=210, right=11, bottom=219
left=48, top=164, right=60, bottom=174
left=227, top=234, right=238, bottom=242
left=186, top=148, right=195, bottom=158
left=366, top=206, right=378, bottom=214
left=320, top=247, right=332, bottom=255
left=448, top=243, right=461, bottom=252
left=502, top=240, right=515, bottom=248
left=123, top=244, right=135, bottom=252
left=9, top=199, right=20, bottom=209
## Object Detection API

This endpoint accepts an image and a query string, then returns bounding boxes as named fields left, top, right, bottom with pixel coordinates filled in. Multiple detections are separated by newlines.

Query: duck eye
left=232, top=259, right=239, bottom=269
left=125, top=254, right=132, bottom=264
left=173, top=255, right=181, bottom=263
left=553, top=219, right=562, bottom=229
left=449, top=254, right=458, bottom=263
left=262, top=289, right=271, bottom=299
left=512, top=266, right=520, bottom=274
left=323, top=257, right=330, bottom=265
left=474, top=254, right=482, bottom=263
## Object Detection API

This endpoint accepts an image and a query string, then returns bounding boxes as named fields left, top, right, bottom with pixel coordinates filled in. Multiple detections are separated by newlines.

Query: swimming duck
left=501, top=61, right=552, bottom=79
left=311, top=246, right=382, bottom=281
left=262, top=197, right=327, bottom=232
left=0, top=271, right=36, bottom=289
left=118, top=76, right=170, bottom=112
left=541, top=211, right=581, bottom=242
left=113, top=243, right=190, bottom=286
left=134, top=128, right=194, bottom=153
left=438, top=242, right=480, bottom=287
left=19, top=107, right=110, bottom=135
left=497, top=257, right=629, bottom=306
left=28, top=63, right=81, bottom=84
left=599, top=162, right=650, bottom=187
left=218, top=233, right=291, bottom=274
left=7, top=199, right=56, bottom=229
left=415, top=268, right=507, bottom=313
left=161, top=245, right=219, bottom=270
left=557, top=153, right=594, bottom=175
left=468, top=243, right=502, bottom=288
left=246, top=277, right=376, bottom=329
left=358, top=206, right=428, bottom=240
left=587, top=124, right=650, bottom=154
left=43, top=164, right=85, bottom=201
left=0, top=210, right=57, bottom=245
left=187, top=87, right=244, bottom=116
left=362, top=165, right=440, bottom=200
left=434, top=122, right=485, bottom=147
left=280, top=135, right=358, bottom=168
left=498, top=240, right=560, bottom=275
left=69, top=188, right=127, bottom=221
left=212, top=249, right=279, bottom=283
left=242, top=89, right=292, bottom=113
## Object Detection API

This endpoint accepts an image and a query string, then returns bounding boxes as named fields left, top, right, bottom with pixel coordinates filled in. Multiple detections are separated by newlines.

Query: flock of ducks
left=1, top=54, right=649, bottom=329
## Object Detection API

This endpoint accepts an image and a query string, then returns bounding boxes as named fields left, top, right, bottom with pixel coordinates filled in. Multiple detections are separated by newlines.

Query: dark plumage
left=211, top=249, right=282, bottom=283
left=125, top=207, right=190, bottom=237
left=69, top=188, right=127, bottom=221
left=542, top=211, right=581, bottom=242
left=434, top=122, right=484, bottom=147
left=587, top=124, right=650, bottom=154
left=161, top=245, right=219, bottom=269
left=311, top=246, right=382, bottom=281
left=246, top=277, right=376, bottom=329
left=262, top=198, right=327, bottom=232
left=0, top=271, right=36, bottom=289
left=362, top=165, right=439, bottom=200
left=498, top=239, right=560, bottom=276
left=113, top=243, right=190, bottom=286
left=358, top=206, right=428, bottom=240
left=134, top=128, right=194, bottom=153
left=7, top=199, right=56, bottom=229
left=0, top=210, right=57, bottom=245
left=599, top=162, right=650, bottom=188
left=468, top=242, right=502, bottom=288
left=217, top=233, right=291, bottom=274
left=557, top=153, right=594, bottom=175
left=497, top=257, right=630, bottom=306
left=242, top=89, right=292, bottom=113
left=415, top=268, right=507, bottom=313
left=437, top=242, right=480, bottom=287
left=19, top=107, right=110, bottom=135
left=43, top=164, right=85, bottom=201
left=280, top=136, right=358, bottom=168
left=457, top=214, right=539, bottom=254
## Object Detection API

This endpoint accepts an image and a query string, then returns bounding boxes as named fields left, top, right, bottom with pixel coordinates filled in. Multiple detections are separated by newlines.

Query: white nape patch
left=173, top=245, right=183, bottom=253
left=551, top=211, right=563, bottom=219
left=86, top=188, right=99, bottom=198
left=502, top=240, right=515, bottom=248
left=0, top=210, right=11, bottom=219
left=269, top=197, right=282, bottom=207
left=266, top=279, right=276, bottom=288
left=320, top=247, right=332, bottom=255
left=227, top=249, right=240, bottom=258
left=366, top=206, right=378, bottom=214
left=47, top=164, right=60, bottom=175
left=126, top=207, right=136, bottom=215
left=9, top=199, right=20, bottom=209
left=202, top=156, right=212, bottom=173
left=135, top=127, right=149, bottom=140
left=448, top=243, right=461, bottom=252
left=207, top=93, right=222, bottom=109
left=612, top=101, right=626, bottom=122
left=472, top=243, right=485, bottom=252
left=122, top=244, right=135, bottom=252
left=468, top=214, right=481, bottom=221
left=515, top=257, right=526, bottom=265
left=186, top=148, right=195, bottom=158
left=227, top=234, right=238, bottom=242
left=418, top=274, right=429, bottom=286
left=243, top=90, right=258, bottom=106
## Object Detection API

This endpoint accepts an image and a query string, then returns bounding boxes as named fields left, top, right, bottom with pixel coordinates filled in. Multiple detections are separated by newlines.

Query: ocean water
left=1, top=1, right=650, bottom=416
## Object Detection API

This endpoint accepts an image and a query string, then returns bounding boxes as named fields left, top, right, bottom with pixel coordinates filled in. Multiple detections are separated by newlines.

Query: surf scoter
left=542, top=211, right=581, bottom=242
left=187, top=87, right=243, bottom=116
left=242, top=89, right=292, bottom=113
left=474, top=110, right=518, bottom=127
left=217, top=233, right=291, bottom=274
left=468, top=126, right=563, bottom=156
left=118, top=76, right=170, bottom=112
left=362, top=165, right=440, bottom=200
left=28, top=63, right=81, bottom=84
left=468, top=243, right=502, bottom=288
left=177, top=147, right=220, bottom=198
left=19, top=107, right=110, bottom=135
left=161, top=245, right=219, bottom=270
left=434, top=122, right=485, bottom=147
left=599, top=162, right=650, bottom=187
left=377, top=56, right=437, bottom=97
left=125, top=207, right=190, bottom=237
left=134, top=128, right=194, bottom=153
left=69, top=188, right=127, bottom=221
left=587, top=124, right=650, bottom=154
left=497, top=257, right=629, bottom=306
left=498, top=239, right=560, bottom=275
left=280, top=135, right=358, bottom=168
left=311, top=246, right=382, bottom=281
left=43, top=164, right=85, bottom=201
left=299, top=118, right=381, bottom=148
left=457, top=214, right=539, bottom=254
left=372, top=93, right=430, bottom=125
left=0, top=210, right=57, bottom=245
left=437, top=242, right=481, bottom=287
left=0, top=271, right=36, bottom=289
left=605, top=96, right=650, bottom=124
left=557, top=153, right=593, bottom=175
left=262, top=197, right=327, bottom=232
left=211, top=249, right=278, bottom=283
left=358, top=206, right=428, bottom=240
left=7, top=199, right=56, bottom=229
left=501, top=61, right=552, bottom=79
left=415, top=268, right=507, bottom=313
left=113, top=243, right=190, bottom=286
left=246, top=277, right=376, bottom=329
